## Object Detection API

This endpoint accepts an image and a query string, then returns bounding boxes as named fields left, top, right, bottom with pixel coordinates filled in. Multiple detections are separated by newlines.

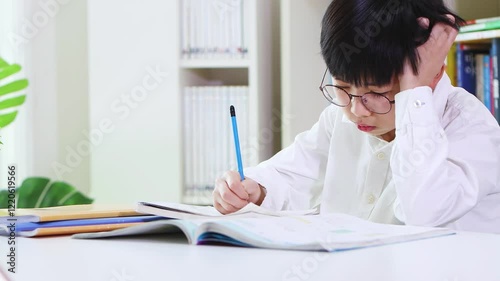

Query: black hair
left=320, top=0, right=465, bottom=87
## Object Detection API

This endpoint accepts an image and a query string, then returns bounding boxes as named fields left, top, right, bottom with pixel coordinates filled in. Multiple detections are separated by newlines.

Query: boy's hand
left=399, top=15, right=458, bottom=91
left=213, top=171, right=265, bottom=214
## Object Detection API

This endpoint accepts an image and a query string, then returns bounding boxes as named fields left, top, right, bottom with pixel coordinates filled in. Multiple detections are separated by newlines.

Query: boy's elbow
left=399, top=197, right=478, bottom=227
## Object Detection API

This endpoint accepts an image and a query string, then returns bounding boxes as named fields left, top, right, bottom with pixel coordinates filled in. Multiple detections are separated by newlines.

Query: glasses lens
left=323, top=86, right=350, bottom=106
left=362, top=93, right=391, bottom=114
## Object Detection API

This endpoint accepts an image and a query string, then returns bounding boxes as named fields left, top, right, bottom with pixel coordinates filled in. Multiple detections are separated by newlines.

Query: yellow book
left=446, top=43, right=457, bottom=86
left=0, top=204, right=142, bottom=223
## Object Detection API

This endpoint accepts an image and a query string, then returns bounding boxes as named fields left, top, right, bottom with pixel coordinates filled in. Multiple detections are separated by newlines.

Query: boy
left=213, top=0, right=500, bottom=233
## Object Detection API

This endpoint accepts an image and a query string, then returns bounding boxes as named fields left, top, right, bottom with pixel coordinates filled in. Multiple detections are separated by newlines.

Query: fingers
left=224, top=171, right=249, bottom=201
left=418, top=17, right=430, bottom=29
left=446, top=14, right=455, bottom=25
left=213, top=191, right=239, bottom=214
left=212, top=171, right=250, bottom=214
left=421, top=17, right=457, bottom=50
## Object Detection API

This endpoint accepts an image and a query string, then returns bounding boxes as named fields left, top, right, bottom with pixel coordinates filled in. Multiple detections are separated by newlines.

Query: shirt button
left=414, top=100, right=425, bottom=108
left=376, top=152, right=385, bottom=160
left=367, top=194, right=376, bottom=204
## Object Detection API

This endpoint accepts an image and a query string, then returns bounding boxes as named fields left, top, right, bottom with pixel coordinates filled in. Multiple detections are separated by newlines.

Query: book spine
left=492, top=38, right=500, bottom=121
left=475, top=54, right=485, bottom=102
left=446, top=44, right=457, bottom=85
left=456, top=44, right=463, bottom=87
left=466, top=16, right=500, bottom=25
left=460, top=20, right=500, bottom=33
left=456, top=44, right=477, bottom=94
left=484, top=55, right=491, bottom=110
left=490, top=56, right=495, bottom=114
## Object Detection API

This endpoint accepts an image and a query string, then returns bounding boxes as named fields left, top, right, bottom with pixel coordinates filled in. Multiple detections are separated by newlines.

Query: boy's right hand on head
left=213, top=171, right=264, bottom=214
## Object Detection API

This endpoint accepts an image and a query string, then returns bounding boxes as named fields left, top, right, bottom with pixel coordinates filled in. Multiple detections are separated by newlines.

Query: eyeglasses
left=319, top=68, right=395, bottom=114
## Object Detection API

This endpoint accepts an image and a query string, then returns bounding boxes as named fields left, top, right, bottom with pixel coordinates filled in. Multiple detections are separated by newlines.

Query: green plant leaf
left=0, top=57, right=28, bottom=130
left=0, top=177, right=93, bottom=208
left=0, top=95, right=26, bottom=110
left=0, top=112, right=18, bottom=128
left=0, top=58, right=8, bottom=68
left=0, top=79, right=28, bottom=97
left=0, top=64, right=21, bottom=80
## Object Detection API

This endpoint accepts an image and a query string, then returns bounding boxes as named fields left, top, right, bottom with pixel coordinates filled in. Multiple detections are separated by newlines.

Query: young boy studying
left=213, top=0, right=500, bottom=233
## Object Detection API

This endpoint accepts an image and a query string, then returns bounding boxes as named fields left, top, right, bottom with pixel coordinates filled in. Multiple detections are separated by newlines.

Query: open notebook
left=73, top=212, right=455, bottom=252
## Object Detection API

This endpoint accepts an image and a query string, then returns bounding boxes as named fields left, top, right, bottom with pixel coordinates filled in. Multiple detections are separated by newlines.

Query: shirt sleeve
left=391, top=86, right=500, bottom=227
left=244, top=106, right=336, bottom=211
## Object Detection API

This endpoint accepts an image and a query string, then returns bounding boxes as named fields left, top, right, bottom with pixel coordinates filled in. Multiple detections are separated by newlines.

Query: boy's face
left=332, top=77, right=399, bottom=142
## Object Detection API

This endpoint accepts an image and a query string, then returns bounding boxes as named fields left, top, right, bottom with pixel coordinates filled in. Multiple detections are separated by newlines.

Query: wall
left=280, top=0, right=331, bottom=148
left=453, top=0, right=500, bottom=20
left=12, top=0, right=90, bottom=193
left=87, top=0, right=181, bottom=203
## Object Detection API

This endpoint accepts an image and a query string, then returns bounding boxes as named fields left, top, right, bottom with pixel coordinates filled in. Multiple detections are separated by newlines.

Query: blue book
left=491, top=39, right=500, bottom=122
left=12, top=215, right=165, bottom=232
left=484, top=55, right=491, bottom=110
left=456, top=44, right=476, bottom=94
left=0, top=215, right=166, bottom=237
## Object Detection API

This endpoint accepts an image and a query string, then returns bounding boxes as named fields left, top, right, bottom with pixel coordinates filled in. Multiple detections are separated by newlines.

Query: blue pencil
left=230, top=105, right=245, bottom=180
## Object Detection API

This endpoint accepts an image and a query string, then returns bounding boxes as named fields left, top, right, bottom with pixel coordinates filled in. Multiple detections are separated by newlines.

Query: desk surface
left=0, top=231, right=499, bottom=281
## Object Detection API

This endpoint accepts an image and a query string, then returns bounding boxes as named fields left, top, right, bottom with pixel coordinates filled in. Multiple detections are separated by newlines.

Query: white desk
left=0, top=231, right=499, bottom=281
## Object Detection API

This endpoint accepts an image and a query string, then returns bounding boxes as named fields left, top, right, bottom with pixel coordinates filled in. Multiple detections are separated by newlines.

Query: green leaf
left=0, top=58, right=8, bottom=68
left=0, top=58, right=28, bottom=130
left=0, top=95, right=26, bottom=110
left=0, top=79, right=28, bottom=97
left=0, top=64, right=21, bottom=80
left=0, top=177, right=93, bottom=208
left=0, top=111, right=18, bottom=128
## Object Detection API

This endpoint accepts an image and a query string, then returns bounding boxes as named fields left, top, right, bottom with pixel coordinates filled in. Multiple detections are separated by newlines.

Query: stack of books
left=0, top=204, right=162, bottom=237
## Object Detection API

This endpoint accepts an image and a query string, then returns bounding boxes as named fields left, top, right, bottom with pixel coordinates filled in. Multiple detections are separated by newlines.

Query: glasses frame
left=319, top=68, right=395, bottom=114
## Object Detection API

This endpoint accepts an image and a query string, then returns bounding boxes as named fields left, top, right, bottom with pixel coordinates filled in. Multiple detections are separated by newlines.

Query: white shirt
left=245, top=74, right=500, bottom=233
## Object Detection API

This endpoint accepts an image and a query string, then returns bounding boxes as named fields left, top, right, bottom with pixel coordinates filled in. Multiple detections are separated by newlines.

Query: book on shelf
left=466, top=16, right=500, bottom=25
left=182, top=85, right=250, bottom=204
left=181, top=0, right=247, bottom=60
left=446, top=43, right=457, bottom=85
left=453, top=41, right=500, bottom=123
left=456, top=29, right=500, bottom=41
left=460, top=19, right=500, bottom=33
left=456, top=43, right=489, bottom=94
left=73, top=210, right=455, bottom=252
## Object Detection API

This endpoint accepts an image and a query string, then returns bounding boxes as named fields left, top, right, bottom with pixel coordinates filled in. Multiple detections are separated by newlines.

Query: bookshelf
left=178, top=0, right=278, bottom=205
left=450, top=21, right=500, bottom=124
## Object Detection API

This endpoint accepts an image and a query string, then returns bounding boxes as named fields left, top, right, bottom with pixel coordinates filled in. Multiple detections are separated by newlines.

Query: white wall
left=3, top=0, right=90, bottom=193
left=280, top=0, right=331, bottom=148
left=453, top=0, right=500, bottom=20
left=87, top=0, right=181, bottom=204
left=55, top=0, right=90, bottom=192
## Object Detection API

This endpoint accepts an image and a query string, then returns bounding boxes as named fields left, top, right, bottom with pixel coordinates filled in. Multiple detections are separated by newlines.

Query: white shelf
left=180, top=59, right=250, bottom=69
left=178, top=0, right=277, bottom=204
left=456, top=29, right=500, bottom=42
